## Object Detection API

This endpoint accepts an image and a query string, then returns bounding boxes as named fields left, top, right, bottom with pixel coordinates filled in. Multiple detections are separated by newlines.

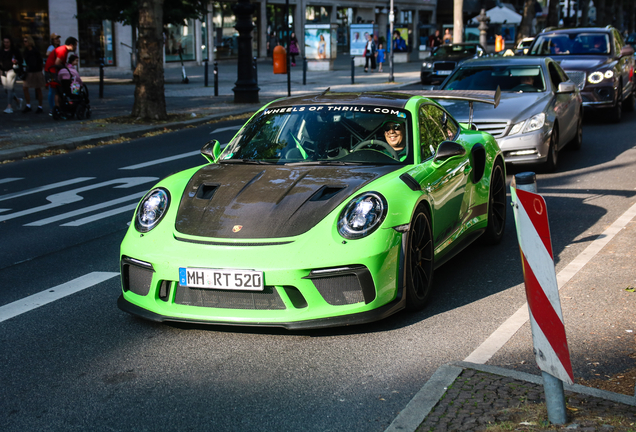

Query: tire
left=568, top=113, right=583, bottom=151
left=544, top=126, right=558, bottom=173
left=609, top=83, right=622, bottom=123
left=481, top=160, right=507, bottom=245
left=405, top=205, right=434, bottom=311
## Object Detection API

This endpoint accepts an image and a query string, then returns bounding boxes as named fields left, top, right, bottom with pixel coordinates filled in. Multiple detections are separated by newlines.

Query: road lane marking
left=0, top=177, right=94, bottom=202
left=0, top=272, right=119, bottom=323
left=0, top=177, right=156, bottom=223
left=25, top=191, right=146, bottom=226
left=211, top=125, right=241, bottom=134
left=465, top=199, right=636, bottom=364
left=61, top=203, right=138, bottom=226
left=119, top=150, right=200, bottom=170
left=0, top=177, right=24, bottom=185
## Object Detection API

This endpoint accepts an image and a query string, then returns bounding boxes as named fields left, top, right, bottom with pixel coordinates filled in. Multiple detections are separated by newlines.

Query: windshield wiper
left=219, top=159, right=274, bottom=165
left=284, top=161, right=363, bottom=166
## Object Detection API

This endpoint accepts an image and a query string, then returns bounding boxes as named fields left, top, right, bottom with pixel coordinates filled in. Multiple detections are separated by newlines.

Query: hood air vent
left=309, top=185, right=347, bottom=202
left=196, top=183, right=220, bottom=200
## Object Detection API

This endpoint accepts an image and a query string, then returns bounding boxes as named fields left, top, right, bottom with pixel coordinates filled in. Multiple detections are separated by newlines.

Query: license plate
left=436, top=70, right=452, bottom=75
left=179, top=268, right=264, bottom=291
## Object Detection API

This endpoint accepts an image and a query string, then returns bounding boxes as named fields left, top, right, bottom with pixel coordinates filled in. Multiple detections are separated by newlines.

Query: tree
left=517, top=0, right=536, bottom=42
left=77, top=0, right=208, bottom=120
left=546, top=0, right=559, bottom=27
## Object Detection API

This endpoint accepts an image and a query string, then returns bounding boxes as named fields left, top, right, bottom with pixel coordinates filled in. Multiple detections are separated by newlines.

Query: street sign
left=512, top=185, right=574, bottom=385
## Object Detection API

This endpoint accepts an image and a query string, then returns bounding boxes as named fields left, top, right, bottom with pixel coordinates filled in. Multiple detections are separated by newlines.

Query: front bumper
left=580, top=86, right=617, bottom=108
left=118, top=227, right=407, bottom=329
left=496, top=129, right=551, bottom=165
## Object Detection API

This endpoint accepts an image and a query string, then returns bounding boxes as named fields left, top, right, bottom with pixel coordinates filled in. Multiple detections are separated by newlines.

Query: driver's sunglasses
left=384, top=124, right=402, bottom=132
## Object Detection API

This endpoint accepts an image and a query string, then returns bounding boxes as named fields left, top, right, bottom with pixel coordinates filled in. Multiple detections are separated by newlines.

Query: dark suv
left=527, top=26, right=635, bottom=122
left=421, top=43, right=485, bottom=85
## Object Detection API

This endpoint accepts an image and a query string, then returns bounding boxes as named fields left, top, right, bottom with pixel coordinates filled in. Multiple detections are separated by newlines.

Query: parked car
left=515, top=37, right=535, bottom=55
left=118, top=91, right=506, bottom=329
left=421, top=43, right=485, bottom=85
left=437, top=56, right=583, bottom=171
left=526, top=26, right=635, bottom=122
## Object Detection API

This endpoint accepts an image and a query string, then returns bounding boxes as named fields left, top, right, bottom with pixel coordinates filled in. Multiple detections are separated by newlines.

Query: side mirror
left=201, top=139, right=221, bottom=163
left=620, top=45, right=635, bottom=58
left=434, top=141, right=466, bottom=162
left=557, top=81, right=576, bottom=93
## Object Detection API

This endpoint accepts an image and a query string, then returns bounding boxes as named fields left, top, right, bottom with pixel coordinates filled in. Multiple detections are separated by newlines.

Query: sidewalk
left=0, top=55, right=422, bottom=162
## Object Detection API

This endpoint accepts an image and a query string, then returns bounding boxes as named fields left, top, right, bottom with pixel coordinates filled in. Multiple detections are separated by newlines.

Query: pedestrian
left=289, top=32, right=299, bottom=66
left=267, top=31, right=278, bottom=58
left=429, top=30, right=442, bottom=49
left=46, top=33, right=61, bottom=57
left=363, top=33, right=376, bottom=72
left=44, top=36, right=78, bottom=115
left=377, top=43, right=385, bottom=72
left=443, top=28, right=452, bottom=44
left=1, top=36, right=24, bottom=114
left=21, top=35, right=45, bottom=114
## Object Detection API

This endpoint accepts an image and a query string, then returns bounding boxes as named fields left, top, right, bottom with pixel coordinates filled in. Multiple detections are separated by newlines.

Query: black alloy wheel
left=624, top=83, right=636, bottom=112
left=545, top=126, right=559, bottom=173
left=405, top=206, right=434, bottom=311
left=481, top=161, right=507, bottom=245
left=609, top=83, right=623, bottom=123
left=569, top=114, right=583, bottom=150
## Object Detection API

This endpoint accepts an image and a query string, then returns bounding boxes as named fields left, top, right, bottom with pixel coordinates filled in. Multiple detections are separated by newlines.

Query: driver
left=384, top=122, right=406, bottom=153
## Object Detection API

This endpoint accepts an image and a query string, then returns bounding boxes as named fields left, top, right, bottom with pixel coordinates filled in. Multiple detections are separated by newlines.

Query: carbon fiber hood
left=175, top=163, right=399, bottom=239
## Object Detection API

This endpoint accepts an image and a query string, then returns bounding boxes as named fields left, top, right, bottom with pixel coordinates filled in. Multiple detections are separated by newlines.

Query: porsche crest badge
left=232, top=225, right=243, bottom=233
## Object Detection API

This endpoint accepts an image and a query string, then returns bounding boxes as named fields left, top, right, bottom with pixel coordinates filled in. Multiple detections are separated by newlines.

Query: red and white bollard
left=511, top=172, right=573, bottom=425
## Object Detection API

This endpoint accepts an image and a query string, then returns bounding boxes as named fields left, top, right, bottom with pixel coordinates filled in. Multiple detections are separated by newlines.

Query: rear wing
left=394, top=88, right=501, bottom=129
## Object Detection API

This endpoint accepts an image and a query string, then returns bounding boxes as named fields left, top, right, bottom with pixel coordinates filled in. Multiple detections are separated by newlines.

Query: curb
left=384, top=361, right=636, bottom=432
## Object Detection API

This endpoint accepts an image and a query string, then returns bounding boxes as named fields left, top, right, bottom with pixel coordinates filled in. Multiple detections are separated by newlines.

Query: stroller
left=54, top=78, right=91, bottom=120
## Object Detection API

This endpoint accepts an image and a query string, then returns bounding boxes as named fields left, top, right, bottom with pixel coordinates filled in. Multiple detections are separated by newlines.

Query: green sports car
left=118, top=91, right=506, bottom=329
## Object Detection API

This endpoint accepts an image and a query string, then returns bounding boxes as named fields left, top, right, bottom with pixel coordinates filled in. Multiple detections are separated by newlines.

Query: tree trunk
left=453, top=0, right=463, bottom=43
left=581, top=0, right=590, bottom=26
left=547, top=0, right=559, bottom=27
left=518, top=0, right=535, bottom=43
left=597, top=0, right=606, bottom=25
left=132, top=0, right=167, bottom=120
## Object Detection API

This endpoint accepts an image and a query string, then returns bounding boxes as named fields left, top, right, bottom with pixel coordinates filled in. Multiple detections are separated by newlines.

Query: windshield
left=433, top=45, right=478, bottom=57
left=443, top=66, right=546, bottom=93
left=529, top=33, right=611, bottom=55
left=219, top=105, right=413, bottom=165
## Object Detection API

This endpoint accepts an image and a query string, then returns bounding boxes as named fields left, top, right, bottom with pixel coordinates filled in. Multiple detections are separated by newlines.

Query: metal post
left=204, top=60, right=209, bottom=87
left=542, top=372, right=568, bottom=425
left=513, top=172, right=537, bottom=193
left=286, top=0, right=291, bottom=97
left=99, top=58, right=104, bottom=99
left=303, top=57, right=307, bottom=85
left=351, top=56, right=355, bottom=84
left=389, top=0, right=394, bottom=83
left=214, top=61, right=219, bottom=97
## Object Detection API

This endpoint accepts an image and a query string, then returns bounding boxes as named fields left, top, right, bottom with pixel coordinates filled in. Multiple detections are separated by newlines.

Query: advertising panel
left=305, top=24, right=331, bottom=60
left=350, top=24, right=376, bottom=56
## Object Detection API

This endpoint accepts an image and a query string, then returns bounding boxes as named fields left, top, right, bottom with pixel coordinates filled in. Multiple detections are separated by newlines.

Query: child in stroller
left=55, top=55, right=91, bottom=120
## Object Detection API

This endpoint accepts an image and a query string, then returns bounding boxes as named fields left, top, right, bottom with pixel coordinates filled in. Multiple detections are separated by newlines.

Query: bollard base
left=233, top=86, right=260, bottom=104
left=542, top=371, right=567, bottom=425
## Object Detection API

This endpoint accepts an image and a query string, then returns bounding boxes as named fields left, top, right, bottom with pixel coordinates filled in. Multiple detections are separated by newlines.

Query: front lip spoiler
left=117, top=294, right=406, bottom=330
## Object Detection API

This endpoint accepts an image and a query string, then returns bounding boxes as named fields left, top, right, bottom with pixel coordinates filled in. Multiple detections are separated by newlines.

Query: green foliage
left=76, top=0, right=209, bottom=27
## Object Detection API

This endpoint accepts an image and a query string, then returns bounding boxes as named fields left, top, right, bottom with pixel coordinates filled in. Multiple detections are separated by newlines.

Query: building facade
left=0, top=0, right=438, bottom=75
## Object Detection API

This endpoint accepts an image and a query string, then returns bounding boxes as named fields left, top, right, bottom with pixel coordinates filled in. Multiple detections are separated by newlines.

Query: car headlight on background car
left=588, top=70, right=614, bottom=84
left=422, top=62, right=433, bottom=69
left=135, top=188, right=170, bottom=233
left=508, top=113, right=546, bottom=136
left=338, top=192, right=387, bottom=240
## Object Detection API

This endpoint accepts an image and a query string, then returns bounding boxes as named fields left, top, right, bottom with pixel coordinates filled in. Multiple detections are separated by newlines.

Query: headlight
left=523, top=113, right=545, bottom=133
left=588, top=71, right=604, bottom=84
left=135, top=188, right=170, bottom=233
left=337, top=192, right=387, bottom=240
left=508, top=113, right=545, bottom=136
left=604, top=70, right=614, bottom=79
left=423, top=62, right=433, bottom=69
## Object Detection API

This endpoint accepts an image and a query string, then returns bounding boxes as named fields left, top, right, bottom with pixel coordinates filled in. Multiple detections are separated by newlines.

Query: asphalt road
left=1, top=110, right=635, bottom=431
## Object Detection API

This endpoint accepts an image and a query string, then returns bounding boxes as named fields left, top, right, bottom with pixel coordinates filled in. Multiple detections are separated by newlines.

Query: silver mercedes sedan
left=436, top=57, right=583, bottom=171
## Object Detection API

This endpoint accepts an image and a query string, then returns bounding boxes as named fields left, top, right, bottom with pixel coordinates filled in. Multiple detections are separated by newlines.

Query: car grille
left=564, top=71, right=586, bottom=90
left=312, top=275, right=365, bottom=306
left=472, top=121, right=509, bottom=139
left=174, top=285, right=286, bottom=310
left=433, top=61, right=457, bottom=72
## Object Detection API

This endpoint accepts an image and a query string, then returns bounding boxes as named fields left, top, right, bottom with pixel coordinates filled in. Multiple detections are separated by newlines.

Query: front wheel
left=481, top=161, right=507, bottom=245
left=405, top=206, right=434, bottom=311
left=544, top=126, right=559, bottom=173
left=609, top=84, right=623, bottom=123
left=568, top=114, right=583, bottom=151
